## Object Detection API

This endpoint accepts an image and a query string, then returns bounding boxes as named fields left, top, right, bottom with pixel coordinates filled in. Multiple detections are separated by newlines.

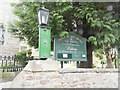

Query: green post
left=118, top=46, right=120, bottom=68
left=39, top=26, right=51, bottom=58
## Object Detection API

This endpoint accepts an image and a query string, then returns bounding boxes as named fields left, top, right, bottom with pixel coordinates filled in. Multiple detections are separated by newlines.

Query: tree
left=8, top=2, right=119, bottom=68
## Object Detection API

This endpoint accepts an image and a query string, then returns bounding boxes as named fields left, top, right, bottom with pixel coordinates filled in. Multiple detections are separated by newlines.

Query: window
left=2, top=30, right=5, bottom=39
left=2, top=41, right=4, bottom=45
left=0, top=25, right=5, bottom=45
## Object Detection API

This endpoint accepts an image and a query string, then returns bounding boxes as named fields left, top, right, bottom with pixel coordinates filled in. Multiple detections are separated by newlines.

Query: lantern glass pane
left=38, top=11, right=41, bottom=25
left=38, top=9, right=49, bottom=25
left=42, top=15, right=46, bottom=24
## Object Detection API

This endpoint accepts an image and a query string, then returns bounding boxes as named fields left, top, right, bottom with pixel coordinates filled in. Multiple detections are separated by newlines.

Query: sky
left=0, top=0, right=19, bottom=28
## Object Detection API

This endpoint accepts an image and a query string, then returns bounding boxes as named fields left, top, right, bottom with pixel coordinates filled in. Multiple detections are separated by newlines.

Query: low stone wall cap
left=23, top=59, right=60, bottom=72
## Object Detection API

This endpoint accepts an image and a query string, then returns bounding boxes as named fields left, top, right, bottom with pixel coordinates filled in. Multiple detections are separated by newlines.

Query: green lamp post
left=38, top=5, right=51, bottom=59
left=118, top=46, right=120, bottom=67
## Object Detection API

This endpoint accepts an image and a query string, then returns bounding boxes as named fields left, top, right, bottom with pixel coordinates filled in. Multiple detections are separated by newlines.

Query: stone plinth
left=10, top=59, right=118, bottom=88
left=10, top=70, right=118, bottom=88
left=23, top=58, right=60, bottom=72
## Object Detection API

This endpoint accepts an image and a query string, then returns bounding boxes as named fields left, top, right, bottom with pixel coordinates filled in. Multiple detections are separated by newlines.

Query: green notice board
left=54, top=32, right=87, bottom=61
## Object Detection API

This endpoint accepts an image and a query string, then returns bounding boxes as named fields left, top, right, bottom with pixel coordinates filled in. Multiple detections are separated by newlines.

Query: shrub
left=14, top=49, right=33, bottom=66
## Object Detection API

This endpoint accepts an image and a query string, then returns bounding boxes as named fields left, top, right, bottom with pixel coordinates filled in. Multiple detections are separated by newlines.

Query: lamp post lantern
left=38, top=6, right=51, bottom=59
left=38, top=5, right=50, bottom=26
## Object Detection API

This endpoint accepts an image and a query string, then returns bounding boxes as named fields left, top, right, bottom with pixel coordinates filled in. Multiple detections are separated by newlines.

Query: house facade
left=0, top=23, right=20, bottom=56
left=0, top=23, right=39, bottom=57
left=0, top=1, right=39, bottom=57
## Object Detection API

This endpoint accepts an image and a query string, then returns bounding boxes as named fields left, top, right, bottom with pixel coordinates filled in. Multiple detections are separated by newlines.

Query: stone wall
left=10, top=70, right=118, bottom=88
left=10, top=60, right=118, bottom=88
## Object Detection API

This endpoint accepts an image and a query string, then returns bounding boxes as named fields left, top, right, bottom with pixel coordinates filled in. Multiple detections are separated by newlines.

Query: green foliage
left=8, top=2, right=41, bottom=48
left=8, top=2, right=119, bottom=59
left=94, top=49, right=106, bottom=63
left=27, top=49, right=32, bottom=58
left=93, top=49, right=107, bottom=68
left=88, top=36, right=97, bottom=46
left=15, top=49, right=33, bottom=66
left=59, top=31, right=68, bottom=37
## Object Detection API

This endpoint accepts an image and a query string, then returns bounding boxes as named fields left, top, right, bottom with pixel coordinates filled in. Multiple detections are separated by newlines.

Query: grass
left=0, top=71, right=20, bottom=82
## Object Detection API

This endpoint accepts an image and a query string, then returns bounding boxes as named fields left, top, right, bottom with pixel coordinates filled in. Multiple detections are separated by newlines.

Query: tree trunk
left=80, top=42, right=93, bottom=68
left=114, top=59, right=117, bottom=68
left=106, top=49, right=114, bottom=68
